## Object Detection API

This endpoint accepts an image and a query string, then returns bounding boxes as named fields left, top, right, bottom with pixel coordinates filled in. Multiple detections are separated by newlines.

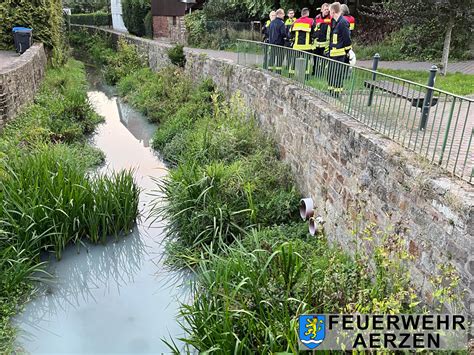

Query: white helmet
left=348, top=49, right=356, bottom=66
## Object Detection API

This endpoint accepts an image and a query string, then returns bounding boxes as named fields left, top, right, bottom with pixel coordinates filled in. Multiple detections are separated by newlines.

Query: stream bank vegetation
left=0, top=58, right=139, bottom=351
left=72, top=30, right=465, bottom=353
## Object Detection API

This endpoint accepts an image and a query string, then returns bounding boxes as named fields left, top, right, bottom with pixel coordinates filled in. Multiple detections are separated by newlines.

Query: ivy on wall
left=0, top=0, right=66, bottom=66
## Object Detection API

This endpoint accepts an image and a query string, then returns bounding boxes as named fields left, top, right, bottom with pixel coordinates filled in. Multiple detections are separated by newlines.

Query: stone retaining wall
left=0, top=44, right=47, bottom=128
left=79, top=26, right=474, bottom=316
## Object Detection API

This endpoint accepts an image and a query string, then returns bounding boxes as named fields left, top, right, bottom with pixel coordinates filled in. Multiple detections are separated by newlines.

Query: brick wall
left=152, top=15, right=186, bottom=43
left=74, top=26, right=474, bottom=317
left=0, top=44, right=47, bottom=128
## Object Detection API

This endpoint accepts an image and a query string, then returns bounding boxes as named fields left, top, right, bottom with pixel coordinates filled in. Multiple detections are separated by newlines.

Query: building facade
left=151, top=0, right=191, bottom=43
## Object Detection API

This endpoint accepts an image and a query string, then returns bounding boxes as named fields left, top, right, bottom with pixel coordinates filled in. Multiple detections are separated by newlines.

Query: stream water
left=14, top=68, right=189, bottom=354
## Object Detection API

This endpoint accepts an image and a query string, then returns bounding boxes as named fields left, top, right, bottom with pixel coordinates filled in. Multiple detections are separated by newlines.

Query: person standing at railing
left=262, top=11, right=276, bottom=43
left=268, top=9, right=288, bottom=73
left=341, top=4, right=355, bottom=33
left=284, top=9, right=297, bottom=47
left=327, top=2, right=352, bottom=97
left=288, top=8, right=315, bottom=75
left=313, top=3, right=331, bottom=76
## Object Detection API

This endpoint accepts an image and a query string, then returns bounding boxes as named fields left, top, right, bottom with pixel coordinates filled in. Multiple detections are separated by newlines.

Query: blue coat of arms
left=298, top=315, right=326, bottom=350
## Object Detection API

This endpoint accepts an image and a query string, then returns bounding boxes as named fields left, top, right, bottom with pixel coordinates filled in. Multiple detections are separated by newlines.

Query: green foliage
left=173, top=224, right=419, bottom=353
left=359, top=0, right=474, bottom=61
left=70, top=31, right=146, bottom=84
left=121, top=0, right=150, bottom=37
left=63, top=0, right=109, bottom=13
left=69, top=29, right=116, bottom=65
left=2, top=59, right=102, bottom=147
left=150, top=93, right=299, bottom=256
left=103, top=38, right=146, bottom=84
left=144, top=10, right=153, bottom=38
left=185, top=11, right=259, bottom=50
left=117, top=66, right=196, bottom=123
left=167, top=44, right=186, bottom=68
left=0, top=0, right=67, bottom=66
left=69, top=11, right=112, bottom=27
left=0, top=58, right=139, bottom=350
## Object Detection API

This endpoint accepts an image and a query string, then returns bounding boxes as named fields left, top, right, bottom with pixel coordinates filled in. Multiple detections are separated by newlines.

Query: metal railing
left=236, top=40, right=473, bottom=183
left=188, top=21, right=262, bottom=50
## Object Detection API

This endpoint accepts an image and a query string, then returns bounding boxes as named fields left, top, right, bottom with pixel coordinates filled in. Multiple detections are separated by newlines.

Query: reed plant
left=0, top=57, right=140, bottom=351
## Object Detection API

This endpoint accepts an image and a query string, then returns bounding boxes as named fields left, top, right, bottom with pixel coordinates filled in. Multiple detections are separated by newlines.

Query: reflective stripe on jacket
left=314, top=14, right=331, bottom=48
left=284, top=17, right=296, bottom=32
left=329, top=16, right=352, bottom=58
left=343, top=15, right=355, bottom=31
left=291, top=16, right=314, bottom=50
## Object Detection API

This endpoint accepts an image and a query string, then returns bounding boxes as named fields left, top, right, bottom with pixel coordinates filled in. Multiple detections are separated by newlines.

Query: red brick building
left=151, top=0, right=196, bottom=43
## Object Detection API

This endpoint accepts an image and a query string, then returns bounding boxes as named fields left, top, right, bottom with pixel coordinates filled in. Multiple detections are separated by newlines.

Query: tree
left=384, top=0, right=474, bottom=74
left=430, top=0, right=473, bottom=74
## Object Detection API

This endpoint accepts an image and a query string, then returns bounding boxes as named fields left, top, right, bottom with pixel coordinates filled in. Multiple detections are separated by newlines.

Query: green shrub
left=63, top=0, right=109, bottom=13
left=153, top=94, right=299, bottom=255
left=170, top=224, right=419, bottom=353
left=118, top=66, right=195, bottom=123
left=69, top=11, right=112, bottom=27
left=121, top=0, right=150, bottom=37
left=104, top=38, right=146, bottom=84
left=167, top=44, right=186, bottom=68
left=0, top=0, right=67, bottom=66
left=144, top=10, right=153, bottom=38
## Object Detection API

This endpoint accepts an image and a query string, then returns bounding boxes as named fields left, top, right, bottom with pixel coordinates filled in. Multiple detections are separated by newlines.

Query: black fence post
left=420, top=65, right=437, bottom=130
left=367, top=53, right=380, bottom=107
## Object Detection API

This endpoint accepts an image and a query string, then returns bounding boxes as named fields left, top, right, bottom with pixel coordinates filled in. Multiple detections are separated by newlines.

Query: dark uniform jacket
left=269, top=18, right=287, bottom=46
left=262, top=20, right=271, bottom=42
left=329, top=16, right=352, bottom=59
left=314, top=14, right=331, bottom=48
left=290, top=16, right=315, bottom=50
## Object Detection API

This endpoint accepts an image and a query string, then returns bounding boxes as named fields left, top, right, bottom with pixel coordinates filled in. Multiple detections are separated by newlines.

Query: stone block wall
left=0, top=44, right=47, bottom=128
left=76, top=27, right=474, bottom=316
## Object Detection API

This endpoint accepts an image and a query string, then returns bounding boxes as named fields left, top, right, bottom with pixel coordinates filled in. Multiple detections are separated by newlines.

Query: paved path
left=347, top=60, right=474, bottom=75
left=186, top=47, right=474, bottom=75
left=186, top=47, right=238, bottom=62
left=0, top=50, right=18, bottom=71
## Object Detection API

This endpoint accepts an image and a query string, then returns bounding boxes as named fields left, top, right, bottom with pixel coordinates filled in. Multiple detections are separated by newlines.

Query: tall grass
left=171, top=225, right=418, bottom=353
left=0, top=57, right=140, bottom=351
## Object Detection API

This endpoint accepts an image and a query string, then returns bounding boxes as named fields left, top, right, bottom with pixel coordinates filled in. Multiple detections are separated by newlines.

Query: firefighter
left=312, top=3, right=331, bottom=76
left=288, top=8, right=315, bottom=75
left=262, top=11, right=276, bottom=43
left=327, top=2, right=352, bottom=97
left=341, top=4, right=355, bottom=32
left=268, top=9, right=287, bottom=73
left=284, top=9, right=296, bottom=47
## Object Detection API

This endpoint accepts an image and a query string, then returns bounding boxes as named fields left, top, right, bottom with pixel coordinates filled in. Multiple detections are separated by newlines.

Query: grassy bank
left=0, top=59, right=139, bottom=351
left=377, top=69, right=474, bottom=96
left=70, top=29, right=463, bottom=353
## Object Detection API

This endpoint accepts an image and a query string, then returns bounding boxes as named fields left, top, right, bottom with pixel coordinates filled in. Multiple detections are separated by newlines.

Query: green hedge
left=70, top=11, right=111, bottom=27
left=121, top=0, right=150, bottom=37
left=0, top=0, right=66, bottom=66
